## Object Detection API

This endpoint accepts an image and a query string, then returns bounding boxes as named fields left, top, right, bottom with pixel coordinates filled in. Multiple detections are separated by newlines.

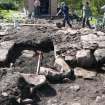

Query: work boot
left=67, top=20, right=72, bottom=28
left=82, top=17, right=86, bottom=28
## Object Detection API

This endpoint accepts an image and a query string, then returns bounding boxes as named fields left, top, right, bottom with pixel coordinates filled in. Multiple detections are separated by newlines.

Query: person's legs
left=28, top=12, right=32, bottom=19
left=82, top=17, right=86, bottom=28
left=86, top=18, right=91, bottom=28
left=37, top=6, right=40, bottom=18
left=63, top=16, right=72, bottom=28
left=62, top=18, right=66, bottom=27
left=66, top=18, right=72, bottom=28
left=34, top=7, right=37, bottom=18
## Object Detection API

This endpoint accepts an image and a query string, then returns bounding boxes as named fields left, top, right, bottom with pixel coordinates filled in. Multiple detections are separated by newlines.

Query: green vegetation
left=0, top=0, right=25, bottom=21
left=0, top=0, right=104, bottom=22
left=0, top=10, right=24, bottom=22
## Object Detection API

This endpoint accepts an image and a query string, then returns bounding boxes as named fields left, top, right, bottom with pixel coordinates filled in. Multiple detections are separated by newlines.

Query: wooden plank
left=2, top=23, right=56, bottom=27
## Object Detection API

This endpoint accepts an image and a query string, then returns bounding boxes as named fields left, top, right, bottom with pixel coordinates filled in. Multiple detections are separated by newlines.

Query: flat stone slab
left=40, top=67, right=60, bottom=76
left=20, top=73, right=46, bottom=86
left=76, top=49, right=96, bottom=67
left=74, top=67, right=97, bottom=79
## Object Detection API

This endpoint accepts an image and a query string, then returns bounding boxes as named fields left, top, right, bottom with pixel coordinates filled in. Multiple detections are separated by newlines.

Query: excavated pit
left=6, top=38, right=54, bottom=71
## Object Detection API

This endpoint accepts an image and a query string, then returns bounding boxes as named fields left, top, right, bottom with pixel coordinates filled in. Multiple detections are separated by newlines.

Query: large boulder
left=76, top=49, right=96, bottom=67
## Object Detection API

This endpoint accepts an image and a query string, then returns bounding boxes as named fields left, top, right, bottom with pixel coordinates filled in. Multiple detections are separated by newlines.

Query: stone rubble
left=53, top=27, right=105, bottom=69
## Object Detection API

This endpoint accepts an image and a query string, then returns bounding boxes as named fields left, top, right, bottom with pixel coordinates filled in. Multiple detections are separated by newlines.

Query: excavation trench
left=4, top=38, right=55, bottom=71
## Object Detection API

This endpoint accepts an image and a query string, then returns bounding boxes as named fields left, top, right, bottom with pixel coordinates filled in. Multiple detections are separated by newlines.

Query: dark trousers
left=62, top=16, right=72, bottom=28
left=82, top=17, right=91, bottom=28
left=34, top=6, right=40, bottom=18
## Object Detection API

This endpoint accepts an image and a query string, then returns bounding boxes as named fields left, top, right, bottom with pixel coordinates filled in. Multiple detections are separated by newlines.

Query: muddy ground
left=0, top=19, right=105, bottom=105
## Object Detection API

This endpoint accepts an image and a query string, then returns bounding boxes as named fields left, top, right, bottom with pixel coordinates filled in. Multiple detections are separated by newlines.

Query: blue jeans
left=62, top=16, right=72, bottom=27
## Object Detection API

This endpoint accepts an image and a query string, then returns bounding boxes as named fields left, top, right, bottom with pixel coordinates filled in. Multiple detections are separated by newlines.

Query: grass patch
left=0, top=10, right=24, bottom=22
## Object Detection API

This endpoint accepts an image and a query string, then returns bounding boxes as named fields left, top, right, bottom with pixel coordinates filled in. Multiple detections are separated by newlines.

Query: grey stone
left=74, top=67, right=97, bottom=79
left=76, top=50, right=96, bottom=67
left=54, top=56, right=71, bottom=73
left=56, top=22, right=63, bottom=28
left=70, top=84, right=80, bottom=91
left=95, top=96, right=102, bottom=103
left=22, top=50, right=35, bottom=58
left=0, top=41, right=14, bottom=62
left=94, top=49, right=105, bottom=64
left=1, top=92, right=8, bottom=97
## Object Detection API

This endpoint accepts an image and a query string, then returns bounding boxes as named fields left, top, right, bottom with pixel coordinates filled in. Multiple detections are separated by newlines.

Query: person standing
left=56, top=2, right=72, bottom=28
left=34, top=0, right=41, bottom=18
left=26, top=0, right=35, bottom=19
left=82, top=2, right=92, bottom=28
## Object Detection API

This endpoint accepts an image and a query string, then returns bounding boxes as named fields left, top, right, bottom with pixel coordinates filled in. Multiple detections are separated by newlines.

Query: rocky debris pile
left=53, top=27, right=105, bottom=69
left=0, top=26, right=105, bottom=79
